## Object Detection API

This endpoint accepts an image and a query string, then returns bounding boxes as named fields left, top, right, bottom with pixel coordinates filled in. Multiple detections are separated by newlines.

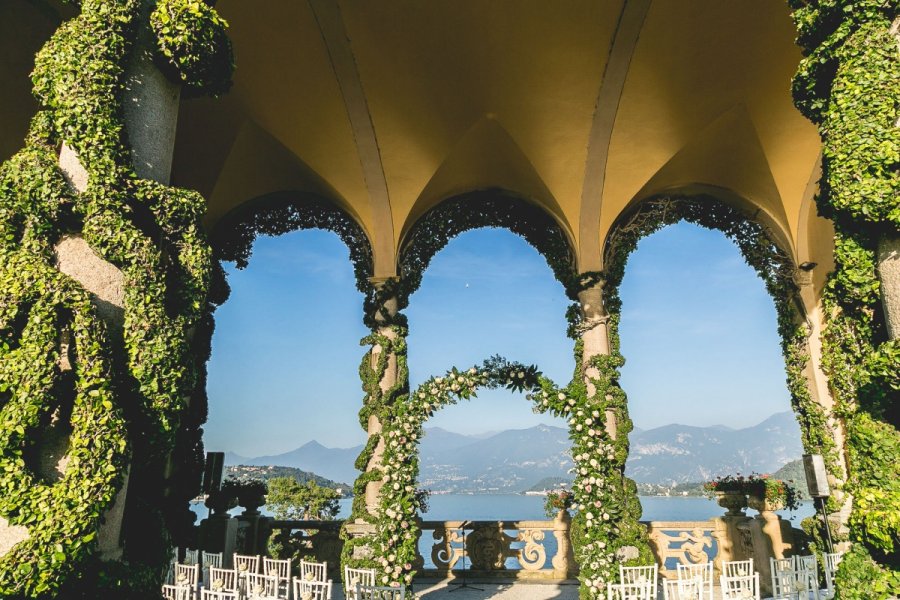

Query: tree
left=266, top=478, right=340, bottom=521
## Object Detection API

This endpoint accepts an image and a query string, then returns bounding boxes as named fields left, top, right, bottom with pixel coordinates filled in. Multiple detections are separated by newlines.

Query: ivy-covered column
left=342, top=278, right=410, bottom=570
left=790, top=2, right=900, bottom=596
left=568, top=278, right=652, bottom=597
left=0, top=0, right=233, bottom=596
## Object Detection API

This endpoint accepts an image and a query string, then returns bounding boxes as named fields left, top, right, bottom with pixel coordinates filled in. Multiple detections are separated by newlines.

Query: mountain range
left=224, top=411, right=803, bottom=492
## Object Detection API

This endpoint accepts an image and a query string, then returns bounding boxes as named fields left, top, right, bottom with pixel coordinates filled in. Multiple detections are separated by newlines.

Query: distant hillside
left=225, top=465, right=352, bottom=497
left=225, top=441, right=363, bottom=485
left=525, top=477, right=573, bottom=492
left=625, top=411, right=803, bottom=485
left=223, top=412, right=804, bottom=493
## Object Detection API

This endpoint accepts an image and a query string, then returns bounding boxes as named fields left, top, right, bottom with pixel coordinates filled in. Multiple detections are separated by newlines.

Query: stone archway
left=601, top=193, right=852, bottom=550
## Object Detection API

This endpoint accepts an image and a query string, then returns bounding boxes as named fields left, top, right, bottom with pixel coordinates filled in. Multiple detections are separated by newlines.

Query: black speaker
left=803, top=454, right=830, bottom=498
left=202, top=452, right=225, bottom=494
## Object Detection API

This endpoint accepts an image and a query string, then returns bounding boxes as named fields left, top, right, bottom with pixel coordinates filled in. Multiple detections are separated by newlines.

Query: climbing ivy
left=789, top=1, right=900, bottom=595
left=0, top=0, right=233, bottom=597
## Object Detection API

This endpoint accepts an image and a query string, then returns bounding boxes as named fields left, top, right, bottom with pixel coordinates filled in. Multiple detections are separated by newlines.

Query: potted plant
left=544, top=489, right=575, bottom=520
left=205, top=479, right=240, bottom=517
left=704, top=475, right=748, bottom=516
left=745, top=474, right=800, bottom=513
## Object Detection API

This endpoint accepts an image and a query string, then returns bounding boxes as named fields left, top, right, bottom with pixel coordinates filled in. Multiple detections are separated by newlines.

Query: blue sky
left=204, top=223, right=793, bottom=457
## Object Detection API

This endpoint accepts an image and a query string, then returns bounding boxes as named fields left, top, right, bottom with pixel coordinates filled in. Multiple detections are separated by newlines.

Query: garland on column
left=351, top=194, right=653, bottom=598
left=790, top=1, right=900, bottom=595
left=0, top=1, right=233, bottom=596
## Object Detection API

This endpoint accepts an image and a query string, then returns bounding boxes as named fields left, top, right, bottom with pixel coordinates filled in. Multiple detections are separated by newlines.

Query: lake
left=192, top=493, right=815, bottom=524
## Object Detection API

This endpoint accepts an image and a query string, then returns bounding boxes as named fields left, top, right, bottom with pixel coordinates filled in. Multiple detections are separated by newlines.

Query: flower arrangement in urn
left=744, top=474, right=800, bottom=512
left=544, top=489, right=575, bottom=518
left=703, top=474, right=749, bottom=516
left=704, top=473, right=800, bottom=514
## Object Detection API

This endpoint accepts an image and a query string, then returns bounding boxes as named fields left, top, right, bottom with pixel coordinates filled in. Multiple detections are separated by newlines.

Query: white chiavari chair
left=722, top=558, right=754, bottom=578
left=201, top=589, right=237, bottom=600
left=173, top=562, right=200, bottom=597
left=234, top=553, right=261, bottom=575
left=202, top=551, right=223, bottom=585
left=207, top=567, right=238, bottom=595
left=299, top=559, right=328, bottom=583
left=676, top=562, right=713, bottom=600
left=663, top=577, right=705, bottom=600
left=607, top=581, right=655, bottom=600
left=294, top=579, right=334, bottom=600
left=162, top=584, right=193, bottom=600
left=344, top=567, right=376, bottom=600
left=263, top=557, right=292, bottom=599
left=720, top=573, right=760, bottom=600
left=620, top=564, right=658, bottom=584
left=823, top=552, right=844, bottom=599
left=355, top=583, right=405, bottom=600
left=245, top=573, right=280, bottom=600
left=184, top=548, right=200, bottom=565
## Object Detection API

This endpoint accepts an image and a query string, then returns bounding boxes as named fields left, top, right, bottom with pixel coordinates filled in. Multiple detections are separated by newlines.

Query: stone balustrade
left=213, top=507, right=803, bottom=591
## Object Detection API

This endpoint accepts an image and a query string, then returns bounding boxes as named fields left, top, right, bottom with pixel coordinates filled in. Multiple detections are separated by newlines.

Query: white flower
left=558, top=392, right=566, bottom=400
left=517, top=371, right=524, bottom=378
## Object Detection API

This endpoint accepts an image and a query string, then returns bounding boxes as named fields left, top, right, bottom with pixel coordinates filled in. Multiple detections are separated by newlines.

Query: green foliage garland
left=210, top=192, right=374, bottom=293
left=0, top=0, right=233, bottom=596
left=789, top=1, right=900, bottom=595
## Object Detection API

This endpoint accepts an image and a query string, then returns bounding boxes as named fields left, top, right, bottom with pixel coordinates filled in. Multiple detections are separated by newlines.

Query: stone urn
left=716, top=491, right=749, bottom=516
left=205, top=489, right=237, bottom=518
left=236, top=482, right=268, bottom=516
left=748, top=493, right=784, bottom=514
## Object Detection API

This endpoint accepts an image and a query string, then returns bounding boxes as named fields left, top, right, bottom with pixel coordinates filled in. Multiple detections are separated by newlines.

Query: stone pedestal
left=551, top=510, right=576, bottom=578
left=199, top=516, right=238, bottom=563
left=743, top=508, right=797, bottom=596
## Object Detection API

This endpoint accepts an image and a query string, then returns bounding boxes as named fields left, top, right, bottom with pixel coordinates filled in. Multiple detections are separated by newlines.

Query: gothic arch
left=397, top=189, right=578, bottom=301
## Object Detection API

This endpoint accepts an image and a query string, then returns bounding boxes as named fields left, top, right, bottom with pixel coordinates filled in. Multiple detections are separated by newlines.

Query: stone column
left=577, top=284, right=616, bottom=437
left=877, top=236, right=900, bottom=340
left=793, top=271, right=853, bottom=543
left=362, top=278, right=401, bottom=515
left=52, top=1, right=180, bottom=560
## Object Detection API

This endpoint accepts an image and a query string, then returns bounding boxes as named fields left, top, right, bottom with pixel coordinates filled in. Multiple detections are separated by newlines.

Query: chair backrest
left=823, top=552, right=843, bottom=598
left=299, top=559, right=329, bottom=582
left=246, top=573, right=280, bottom=599
left=619, top=564, right=658, bottom=588
left=203, top=551, right=224, bottom=568
left=663, top=577, right=706, bottom=600
left=355, top=583, right=405, bottom=600
left=184, top=548, right=200, bottom=565
left=234, top=553, right=261, bottom=574
left=162, top=584, right=193, bottom=600
left=794, top=554, right=817, bottom=573
left=772, top=567, right=819, bottom=599
left=263, top=557, right=292, bottom=580
left=676, top=563, right=713, bottom=600
left=201, top=590, right=237, bottom=600
left=607, top=581, right=655, bottom=600
left=722, top=558, right=754, bottom=578
left=720, top=573, right=760, bottom=600
left=294, top=579, right=334, bottom=600
left=770, top=557, right=793, bottom=576
left=173, top=562, right=200, bottom=589
left=344, top=567, right=376, bottom=600
left=208, top=567, right=238, bottom=593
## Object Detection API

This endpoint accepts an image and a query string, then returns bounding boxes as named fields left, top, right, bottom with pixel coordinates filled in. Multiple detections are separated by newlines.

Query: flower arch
left=373, top=355, right=640, bottom=593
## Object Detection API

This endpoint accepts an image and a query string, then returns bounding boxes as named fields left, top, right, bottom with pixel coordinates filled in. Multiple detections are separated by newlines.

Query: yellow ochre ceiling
left=0, top=1, right=829, bottom=277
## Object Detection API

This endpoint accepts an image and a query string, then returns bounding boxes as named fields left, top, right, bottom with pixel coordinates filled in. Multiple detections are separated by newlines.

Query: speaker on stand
left=803, top=454, right=835, bottom=554
left=449, top=521, right=483, bottom=592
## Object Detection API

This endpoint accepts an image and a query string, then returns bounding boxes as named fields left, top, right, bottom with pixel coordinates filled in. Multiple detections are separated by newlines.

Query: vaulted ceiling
left=2, top=0, right=833, bottom=279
